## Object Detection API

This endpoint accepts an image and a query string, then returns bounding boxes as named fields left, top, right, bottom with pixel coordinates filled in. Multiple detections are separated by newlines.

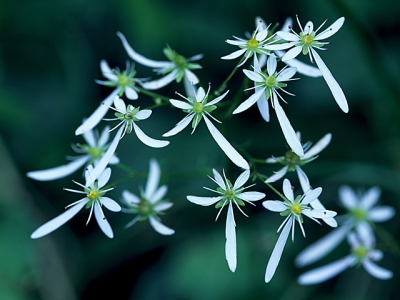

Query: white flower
left=75, top=60, right=142, bottom=135
left=298, top=231, right=393, bottom=285
left=221, top=20, right=273, bottom=67
left=263, top=178, right=336, bottom=282
left=163, top=86, right=249, bottom=170
left=295, top=185, right=395, bottom=267
left=233, top=55, right=303, bottom=156
left=187, top=169, right=265, bottom=272
left=117, top=32, right=202, bottom=96
left=30, top=166, right=121, bottom=239
left=265, top=16, right=348, bottom=112
left=121, top=159, right=174, bottom=235
left=27, top=126, right=119, bottom=181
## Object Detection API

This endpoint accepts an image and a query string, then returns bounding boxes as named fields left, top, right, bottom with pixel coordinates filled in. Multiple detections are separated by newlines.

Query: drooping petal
left=132, top=122, right=170, bottom=148
left=237, top=191, right=265, bottom=202
left=265, top=166, right=289, bottom=183
left=94, top=202, right=113, bottom=238
left=122, top=190, right=140, bottom=205
left=125, top=86, right=139, bottom=100
left=233, top=169, right=250, bottom=190
left=142, top=70, right=178, bottom=90
left=203, top=116, right=250, bottom=170
left=169, top=99, right=194, bottom=110
left=265, top=218, right=291, bottom=283
left=362, top=259, right=393, bottom=280
left=27, top=156, right=89, bottom=181
left=256, top=89, right=270, bottom=122
left=186, top=195, right=223, bottom=206
left=310, top=48, right=348, bottom=113
left=298, top=255, right=356, bottom=285
left=243, top=69, right=263, bottom=82
left=368, top=206, right=395, bottom=222
left=221, top=49, right=247, bottom=60
left=150, top=185, right=168, bottom=204
left=281, top=46, right=302, bottom=61
left=149, top=215, right=175, bottom=235
left=360, top=186, right=381, bottom=210
left=99, top=60, right=118, bottom=81
left=303, top=133, right=332, bottom=159
left=225, top=202, right=237, bottom=272
left=301, top=187, right=323, bottom=205
left=75, top=88, right=120, bottom=135
left=184, top=69, right=199, bottom=85
left=338, top=185, right=358, bottom=209
left=262, top=200, right=287, bottom=212
left=282, top=178, right=294, bottom=202
left=233, top=87, right=266, bottom=114
left=30, top=199, right=88, bottom=239
left=135, top=110, right=152, bottom=120
left=275, top=50, right=322, bottom=77
left=101, top=197, right=122, bottom=212
left=295, top=224, right=351, bottom=267
left=162, top=114, right=195, bottom=137
left=315, top=17, right=345, bottom=40
left=145, top=159, right=161, bottom=199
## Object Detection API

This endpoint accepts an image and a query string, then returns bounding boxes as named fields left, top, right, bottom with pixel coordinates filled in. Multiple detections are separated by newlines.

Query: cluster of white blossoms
left=27, top=14, right=395, bottom=288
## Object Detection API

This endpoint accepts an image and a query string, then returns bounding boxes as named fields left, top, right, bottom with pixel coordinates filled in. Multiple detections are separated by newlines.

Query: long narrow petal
left=101, top=197, right=122, bottom=212
left=75, top=88, right=120, bottom=135
left=267, top=55, right=277, bottom=76
left=295, top=224, right=351, bottom=267
left=135, top=110, right=152, bottom=120
left=368, top=206, right=396, bottom=222
left=281, top=46, right=302, bottom=61
left=256, top=90, right=270, bottom=122
left=94, top=202, right=113, bottom=238
left=276, top=31, right=299, bottom=41
left=196, top=87, right=205, bottom=102
left=264, top=42, right=295, bottom=50
left=310, top=48, right=348, bottom=113
left=27, top=156, right=89, bottom=181
left=275, top=50, right=322, bottom=77
left=356, top=221, right=375, bottom=247
left=265, top=218, right=292, bottom=282
left=122, top=190, right=140, bottom=205
left=301, top=187, right=323, bottom=205
left=184, top=69, right=199, bottom=85
left=132, top=123, right=169, bottom=148
left=221, top=49, right=246, bottom=60
left=206, top=90, right=230, bottom=106
left=145, top=159, right=161, bottom=199
left=97, top=167, right=111, bottom=189
left=243, top=69, right=264, bottom=83
left=303, top=133, right=332, bottom=159
left=233, top=87, right=266, bottom=114
left=363, top=259, right=392, bottom=279
left=315, top=17, right=345, bottom=40
left=276, top=67, right=297, bottom=82
left=169, top=99, right=193, bottom=110
left=83, top=128, right=96, bottom=147
left=125, top=86, right=138, bottom=100
left=149, top=216, right=175, bottom=235
left=162, top=114, right=194, bottom=137
left=360, top=187, right=381, bottom=210
left=226, top=202, right=237, bottom=272
left=233, top=169, right=250, bottom=189
left=203, top=116, right=249, bottom=169
left=99, top=126, right=111, bottom=147
left=303, top=209, right=337, bottom=219
left=142, top=70, right=178, bottom=90
left=186, top=195, right=223, bottom=206
left=113, top=96, right=126, bottom=112
left=237, top=191, right=265, bottom=202
left=338, top=185, right=358, bottom=209
left=99, top=60, right=118, bottom=81
left=298, top=255, right=355, bottom=285
left=309, top=199, right=338, bottom=227
left=265, top=166, right=288, bottom=183
left=31, top=199, right=88, bottom=239
left=282, top=178, right=294, bottom=202
left=150, top=185, right=168, bottom=204
left=212, top=169, right=226, bottom=189
left=262, top=200, right=287, bottom=212
left=155, top=201, right=173, bottom=212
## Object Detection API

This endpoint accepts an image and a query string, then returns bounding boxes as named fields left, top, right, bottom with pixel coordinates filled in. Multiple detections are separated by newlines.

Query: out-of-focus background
left=1, top=0, right=400, bottom=299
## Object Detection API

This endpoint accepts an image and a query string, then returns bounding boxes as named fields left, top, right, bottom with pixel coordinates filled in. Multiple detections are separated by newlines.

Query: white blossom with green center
left=117, top=32, right=202, bottom=96
left=264, top=15, right=348, bottom=113
left=221, top=20, right=273, bottom=67
left=295, top=185, right=395, bottom=268
left=75, top=60, right=142, bottom=135
left=263, top=178, right=336, bottom=283
left=298, top=232, right=393, bottom=285
left=121, top=159, right=174, bottom=235
left=163, top=86, right=249, bottom=170
left=27, top=126, right=119, bottom=181
left=234, top=55, right=303, bottom=157
left=30, top=166, right=121, bottom=239
left=187, top=169, right=265, bottom=272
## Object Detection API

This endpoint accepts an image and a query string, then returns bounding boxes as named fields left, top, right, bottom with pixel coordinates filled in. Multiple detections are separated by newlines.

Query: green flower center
left=291, top=203, right=302, bottom=215
left=247, top=37, right=259, bottom=50
left=87, top=190, right=100, bottom=201
left=302, top=34, right=314, bottom=45
left=354, top=246, right=368, bottom=260
left=285, top=150, right=300, bottom=166
left=174, top=55, right=187, bottom=69
left=124, top=112, right=134, bottom=120
left=87, top=147, right=102, bottom=159
left=266, top=76, right=276, bottom=87
left=117, top=74, right=130, bottom=86
left=138, top=199, right=152, bottom=216
left=350, top=208, right=367, bottom=221
left=193, top=102, right=204, bottom=113
left=224, top=189, right=235, bottom=200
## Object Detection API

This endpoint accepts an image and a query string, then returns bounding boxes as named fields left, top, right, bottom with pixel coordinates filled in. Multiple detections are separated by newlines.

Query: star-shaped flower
left=298, top=231, right=393, bottom=284
left=117, top=32, right=202, bottom=96
left=187, top=169, right=265, bottom=272
left=295, top=185, right=395, bottom=267
left=30, top=166, right=121, bottom=239
left=121, top=159, right=174, bottom=235
left=27, top=126, right=119, bottom=181
left=263, top=178, right=336, bottom=282
left=265, top=16, right=348, bottom=112
left=233, top=55, right=303, bottom=156
left=163, top=86, right=249, bottom=170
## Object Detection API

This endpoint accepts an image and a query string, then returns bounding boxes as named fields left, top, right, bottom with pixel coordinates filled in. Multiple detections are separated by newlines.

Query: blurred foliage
left=1, top=0, right=400, bottom=299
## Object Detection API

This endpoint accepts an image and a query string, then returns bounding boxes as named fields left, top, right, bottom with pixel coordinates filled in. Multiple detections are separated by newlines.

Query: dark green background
left=1, top=0, right=400, bottom=299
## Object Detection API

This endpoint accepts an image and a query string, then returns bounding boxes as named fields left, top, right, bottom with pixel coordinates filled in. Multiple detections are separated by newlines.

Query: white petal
left=256, top=91, right=270, bottom=122
left=100, top=60, right=118, bottom=81
left=276, top=67, right=297, bottom=82
left=265, top=166, right=288, bottom=183
left=298, top=256, right=355, bottom=285
left=117, top=32, right=170, bottom=68
left=369, top=249, right=383, bottom=261
left=225, top=39, right=246, bottom=46
left=162, top=114, right=194, bottom=137
left=212, top=169, right=226, bottom=189
left=206, top=90, right=229, bottom=106
left=338, top=185, right=358, bottom=209
left=303, top=133, right=332, bottom=159
left=368, top=206, right=395, bottom=222
left=304, top=21, right=314, bottom=34
left=186, top=195, right=223, bottom=206
left=184, top=69, right=199, bottom=85
left=280, top=17, right=292, bottom=32
left=266, top=156, right=282, bottom=163
left=265, top=218, right=291, bottom=282
left=310, top=48, right=348, bottom=113
left=315, top=17, right=345, bottom=40
left=221, top=49, right=246, bottom=60
left=135, top=110, right=152, bottom=120
left=114, top=96, right=126, bottom=112
left=85, top=165, right=94, bottom=184
left=101, top=197, right=121, bottom=212
left=237, top=191, right=265, bottom=202
left=97, top=167, right=111, bottom=188
left=122, top=190, right=140, bottom=205
left=142, top=70, right=178, bottom=90
left=30, top=199, right=88, bottom=239
left=75, top=88, right=120, bottom=135
left=27, top=156, right=88, bottom=181
left=243, top=69, right=263, bottom=82
left=94, top=202, right=113, bottom=238
left=233, top=87, right=265, bottom=114
left=356, top=221, right=375, bottom=247
left=281, top=46, right=303, bottom=61
left=256, top=27, right=269, bottom=41
left=145, top=158, right=161, bottom=199
left=275, top=50, right=322, bottom=77
left=301, top=187, right=323, bottom=205
left=262, top=200, right=287, bottom=212
left=125, top=86, right=138, bottom=100
left=273, top=94, right=304, bottom=156
left=233, top=169, right=250, bottom=189
left=302, top=208, right=337, bottom=219
left=132, top=122, right=169, bottom=148
left=363, top=259, right=392, bottom=280
left=183, top=76, right=197, bottom=100
left=149, top=215, right=175, bottom=235
left=360, top=186, right=381, bottom=209
left=154, top=201, right=173, bottom=212
left=196, top=87, right=205, bottom=102
left=309, top=198, right=338, bottom=227
left=276, top=31, right=299, bottom=42
left=296, top=166, right=310, bottom=192
left=83, top=128, right=96, bottom=147
left=98, top=126, right=111, bottom=147
left=225, top=202, right=237, bottom=272
left=267, top=55, right=277, bottom=76
left=150, top=185, right=168, bottom=204
left=282, top=178, right=294, bottom=201
left=169, top=99, right=193, bottom=110
left=264, top=42, right=295, bottom=50
left=295, top=224, right=351, bottom=267
left=203, top=116, right=249, bottom=170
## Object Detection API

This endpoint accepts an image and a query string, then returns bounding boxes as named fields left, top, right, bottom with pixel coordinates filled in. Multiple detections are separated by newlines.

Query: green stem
left=214, top=57, right=245, bottom=96
left=256, top=173, right=287, bottom=201
left=137, top=86, right=170, bottom=102
left=374, top=224, right=400, bottom=256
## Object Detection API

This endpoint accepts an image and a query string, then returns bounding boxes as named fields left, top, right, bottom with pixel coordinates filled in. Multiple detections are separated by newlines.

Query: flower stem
left=214, top=57, right=245, bottom=96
